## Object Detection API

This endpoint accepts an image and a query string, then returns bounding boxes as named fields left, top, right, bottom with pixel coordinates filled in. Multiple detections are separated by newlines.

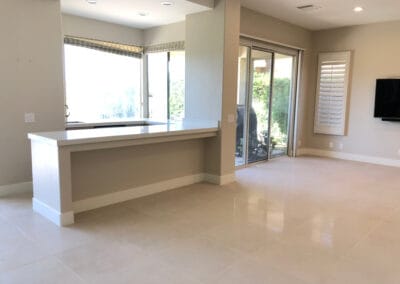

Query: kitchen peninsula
left=28, top=120, right=219, bottom=226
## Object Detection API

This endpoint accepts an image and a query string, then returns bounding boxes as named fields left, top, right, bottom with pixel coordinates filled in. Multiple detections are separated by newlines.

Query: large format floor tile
left=1, top=157, right=400, bottom=283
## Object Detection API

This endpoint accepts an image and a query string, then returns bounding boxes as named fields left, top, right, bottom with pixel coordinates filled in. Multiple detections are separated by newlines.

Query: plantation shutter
left=314, top=51, right=351, bottom=135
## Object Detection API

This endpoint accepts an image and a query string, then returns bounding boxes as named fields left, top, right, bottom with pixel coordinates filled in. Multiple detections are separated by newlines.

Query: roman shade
left=144, top=41, right=185, bottom=53
left=64, top=36, right=143, bottom=58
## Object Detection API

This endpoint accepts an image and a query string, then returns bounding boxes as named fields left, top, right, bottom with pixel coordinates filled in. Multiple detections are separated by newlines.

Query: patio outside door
left=247, top=49, right=273, bottom=163
left=235, top=42, right=298, bottom=166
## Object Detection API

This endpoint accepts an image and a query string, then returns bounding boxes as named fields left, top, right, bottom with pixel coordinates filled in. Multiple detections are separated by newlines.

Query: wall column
left=185, top=0, right=240, bottom=184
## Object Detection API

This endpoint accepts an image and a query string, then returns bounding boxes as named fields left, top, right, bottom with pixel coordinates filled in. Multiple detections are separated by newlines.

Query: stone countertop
left=28, top=120, right=219, bottom=146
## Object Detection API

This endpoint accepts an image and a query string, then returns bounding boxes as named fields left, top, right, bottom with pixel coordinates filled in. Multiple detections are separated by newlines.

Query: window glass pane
left=270, top=53, right=293, bottom=158
left=169, top=51, right=185, bottom=120
left=64, top=44, right=141, bottom=123
left=148, top=52, right=168, bottom=120
left=248, top=49, right=272, bottom=163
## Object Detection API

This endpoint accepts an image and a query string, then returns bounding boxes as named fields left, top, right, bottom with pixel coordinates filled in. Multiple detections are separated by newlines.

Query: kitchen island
left=28, top=120, right=219, bottom=226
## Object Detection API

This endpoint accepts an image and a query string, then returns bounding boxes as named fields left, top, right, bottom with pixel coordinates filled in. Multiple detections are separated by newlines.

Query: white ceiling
left=241, top=0, right=400, bottom=30
left=61, top=0, right=211, bottom=29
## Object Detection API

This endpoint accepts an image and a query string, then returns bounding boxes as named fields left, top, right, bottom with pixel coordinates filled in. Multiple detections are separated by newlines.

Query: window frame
left=145, top=50, right=185, bottom=121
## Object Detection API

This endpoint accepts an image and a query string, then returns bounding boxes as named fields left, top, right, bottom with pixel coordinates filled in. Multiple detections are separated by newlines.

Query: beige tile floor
left=1, top=156, right=400, bottom=283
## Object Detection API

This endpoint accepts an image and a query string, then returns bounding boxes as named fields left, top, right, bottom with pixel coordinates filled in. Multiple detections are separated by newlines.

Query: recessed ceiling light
left=296, top=4, right=322, bottom=12
left=86, top=0, right=97, bottom=4
left=353, top=6, right=364, bottom=12
left=138, top=12, right=149, bottom=17
left=161, top=1, right=174, bottom=6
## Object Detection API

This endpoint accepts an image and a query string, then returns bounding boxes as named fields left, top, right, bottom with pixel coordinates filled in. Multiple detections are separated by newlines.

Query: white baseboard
left=3, top=171, right=236, bottom=225
left=204, top=173, right=236, bottom=185
left=73, top=172, right=236, bottom=213
left=72, top=173, right=206, bottom=213
left=33, top=198, right=74, bottom=226
left=0, top=182, right=32, bottom=197
left=298, top=148, right=400, bottom=168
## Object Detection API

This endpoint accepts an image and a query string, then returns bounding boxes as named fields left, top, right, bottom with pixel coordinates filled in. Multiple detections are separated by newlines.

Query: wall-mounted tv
left=374, top=79, right=400, bottom=121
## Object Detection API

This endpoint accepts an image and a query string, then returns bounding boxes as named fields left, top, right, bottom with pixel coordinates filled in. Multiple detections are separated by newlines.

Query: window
left=147, top=51, right=185, bottom=120
left=64, top=37, right=185, bottom=124
left=64, top=43, right=142, bottom=123
left=314, top=51, right=352, bottom=135
left=147, top=52, right=168, bottom=120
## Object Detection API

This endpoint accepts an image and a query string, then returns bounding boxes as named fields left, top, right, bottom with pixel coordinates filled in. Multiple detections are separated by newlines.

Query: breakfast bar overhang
left=28, top=120, right=219, bottom=226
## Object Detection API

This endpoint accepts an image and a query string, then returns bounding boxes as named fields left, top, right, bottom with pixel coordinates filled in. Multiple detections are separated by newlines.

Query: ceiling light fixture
left=138, top=12, right=149, bottom=17
left=86, top=0, right=97, bottom=4
left=296, top=4, right=322, bottom=12
left=161, top=1, right=174, bottom=6
left=353, top=6, right=364, bottom=12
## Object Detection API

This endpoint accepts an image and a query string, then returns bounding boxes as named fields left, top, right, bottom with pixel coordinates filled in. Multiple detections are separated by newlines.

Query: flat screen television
left=374, top=79, right=400, bottom=121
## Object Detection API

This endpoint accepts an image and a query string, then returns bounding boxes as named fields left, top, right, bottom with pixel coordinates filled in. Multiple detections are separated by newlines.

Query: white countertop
left=28, top=120, right=219, bottom=146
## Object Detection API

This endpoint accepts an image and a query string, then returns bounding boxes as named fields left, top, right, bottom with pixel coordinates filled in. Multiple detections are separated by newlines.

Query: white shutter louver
left=314, top=51, right=351, bottom=135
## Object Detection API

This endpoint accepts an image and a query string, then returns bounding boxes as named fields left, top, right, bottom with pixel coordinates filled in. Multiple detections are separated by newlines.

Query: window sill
left=65, top=119, right=167, bottom=130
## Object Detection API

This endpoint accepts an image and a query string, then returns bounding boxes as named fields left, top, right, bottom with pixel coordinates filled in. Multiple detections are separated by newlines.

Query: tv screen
left=374, top=79, right=400, bottom=118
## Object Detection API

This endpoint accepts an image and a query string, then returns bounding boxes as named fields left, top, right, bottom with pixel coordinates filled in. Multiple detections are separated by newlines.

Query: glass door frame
left=238, top=37, right=301, bottom=165
left=241, top=46, right=251, bottom=165
left=247, top=47, right=274, bottom=164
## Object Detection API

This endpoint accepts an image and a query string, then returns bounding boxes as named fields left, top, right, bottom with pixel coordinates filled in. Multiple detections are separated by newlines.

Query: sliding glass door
left=248, top=49, right=273, bottom=163
left=270, top=53, right=294, bottom=158
left=235, top=40, right=298, bottom=166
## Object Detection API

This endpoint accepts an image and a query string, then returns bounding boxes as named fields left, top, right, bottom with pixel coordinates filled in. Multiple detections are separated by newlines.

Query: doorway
left=236, top=40, right=299, bottom=166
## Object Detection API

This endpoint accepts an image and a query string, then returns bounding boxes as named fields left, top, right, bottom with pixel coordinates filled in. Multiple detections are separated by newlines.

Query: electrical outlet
left=227, top=114, right=235, bottom=123
left=329, top=141, right=334, bottom=149
left=24, top=113, right=35, bottom=123
left=339, top=143, right=344, bottom=150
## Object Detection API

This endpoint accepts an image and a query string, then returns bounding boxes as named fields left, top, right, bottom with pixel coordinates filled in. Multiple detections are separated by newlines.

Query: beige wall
left=305, top=21, right=400, bottom=159
left=240, top=7, right=312, bottom=50
left=240, top=7, right=313, bottom=149
left=186, top=0, right=240, bottom=176
left=185, top=7, right=224, bottom=122
left=62, top=14, right=186, bottom=47
left=219, top=0, right=241, bottom=175
left=62, top=14, right=144, bottom=45
left=71, top=140, right=205, bottom=201
left=144, top=21, right=186, bottom=46
left=0, top=0, right=65, bottom=186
